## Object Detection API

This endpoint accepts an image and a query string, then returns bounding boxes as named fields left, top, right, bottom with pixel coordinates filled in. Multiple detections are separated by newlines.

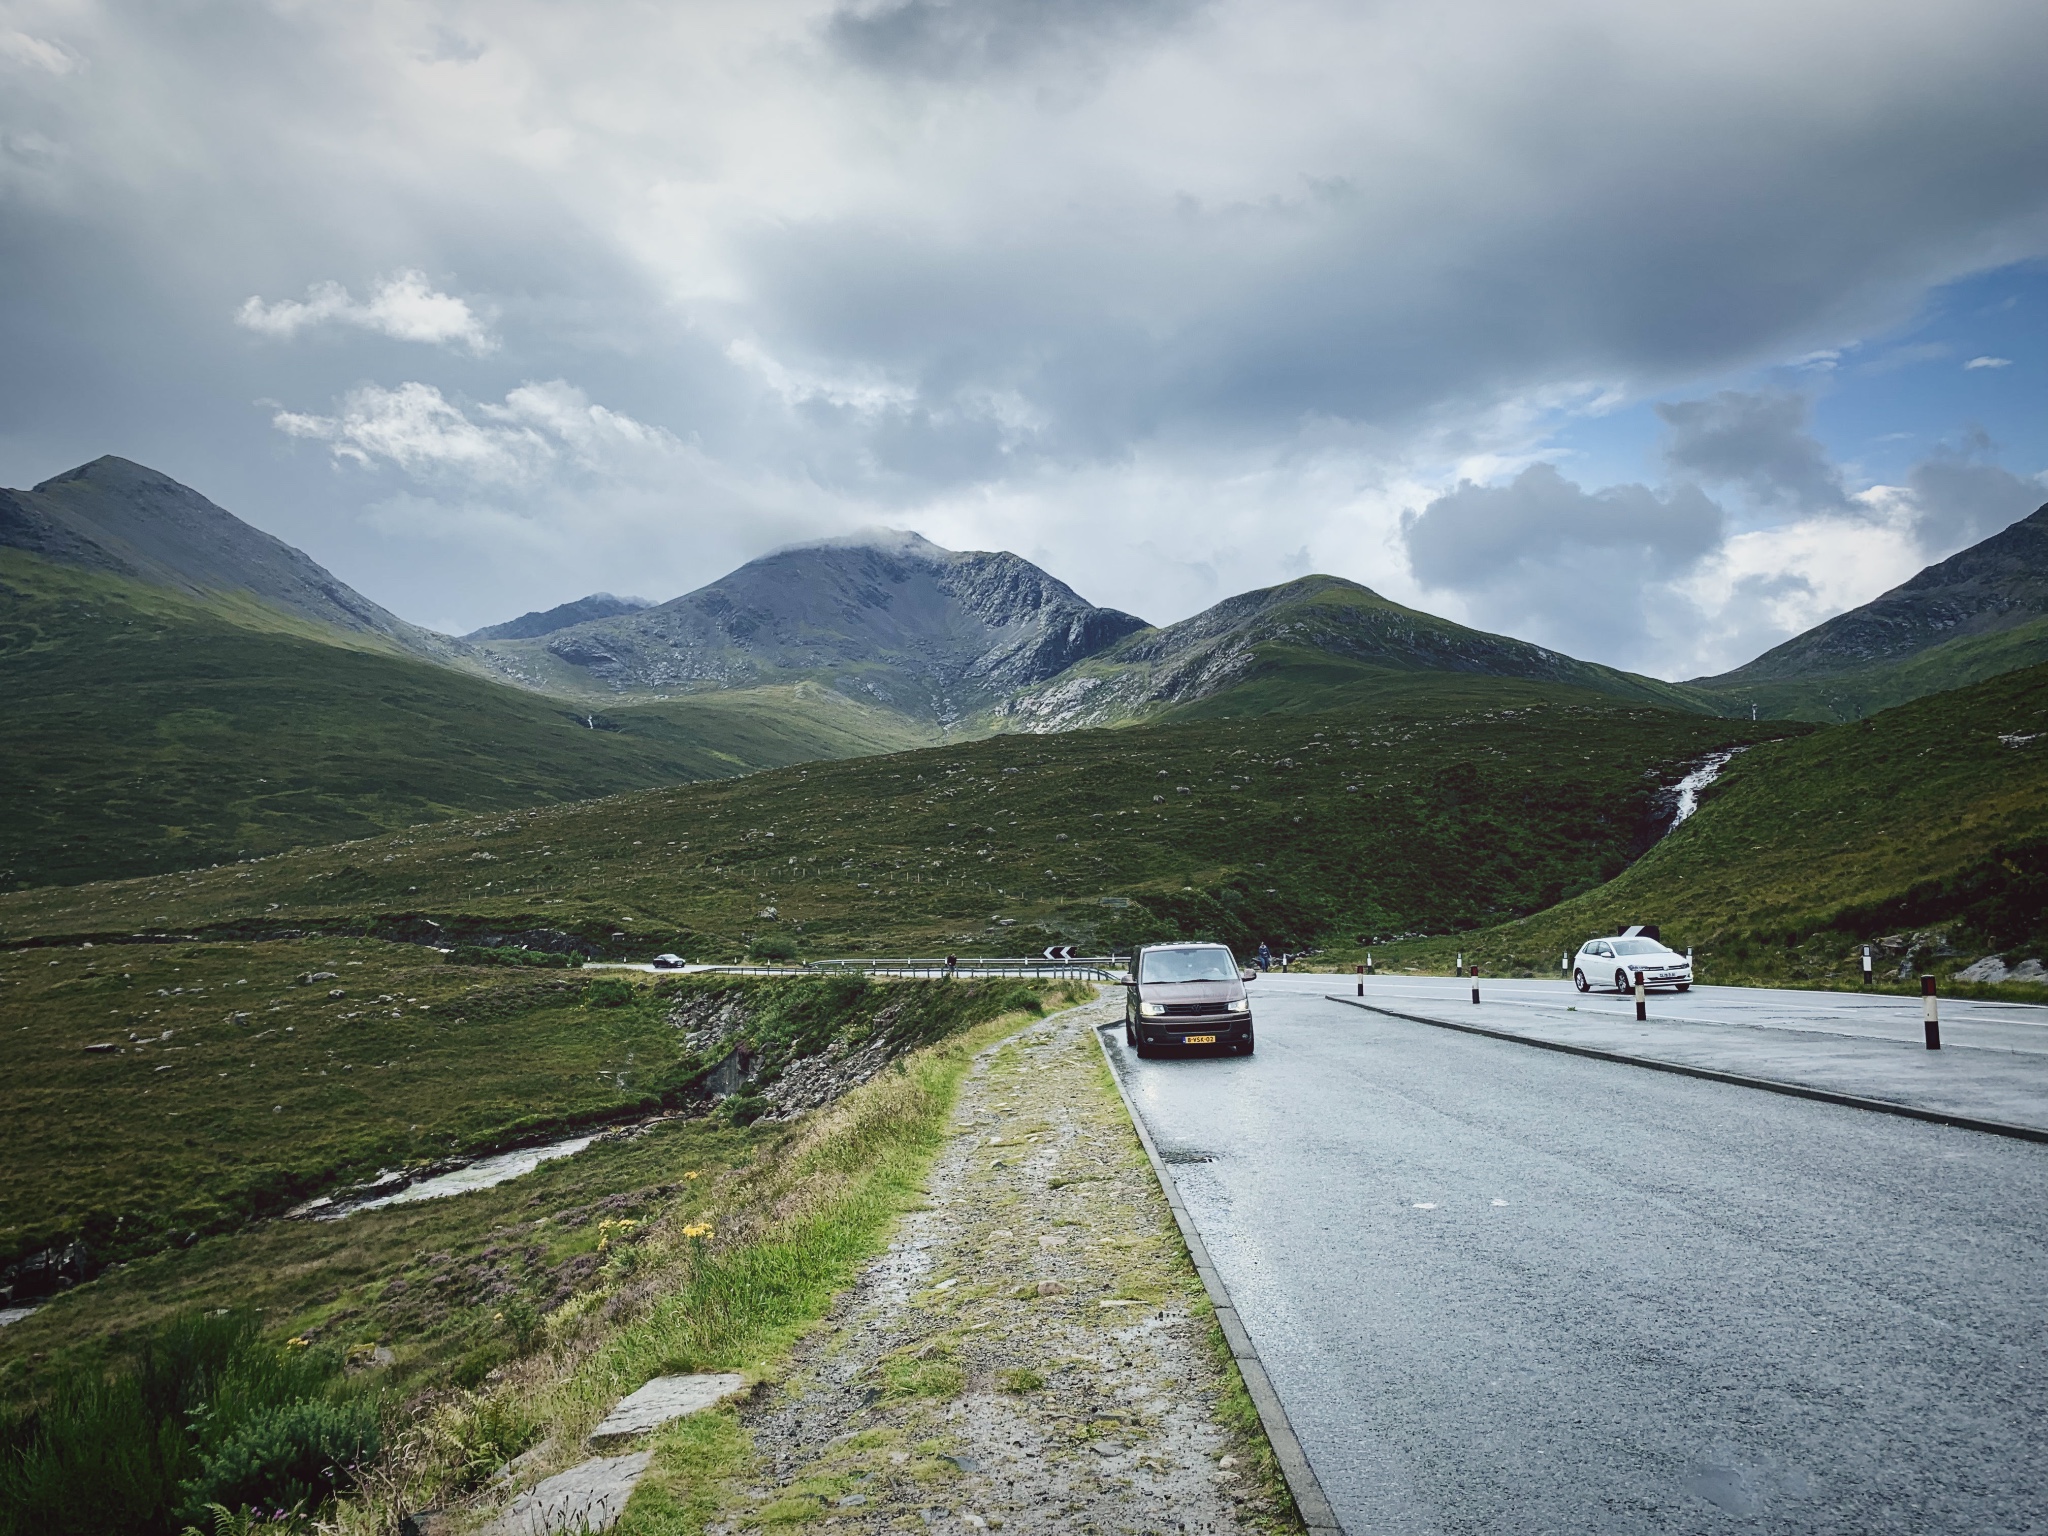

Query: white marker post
left=1356, top=963, right=1365, bottom=997
left=1634, top=968, right=1647, bottom=1022
left=1861, top=945, right=1873, bottom=986
left=1470, top=963, right=1480, bottom=1006
left=1923, top=975, right=1941, bottom=1050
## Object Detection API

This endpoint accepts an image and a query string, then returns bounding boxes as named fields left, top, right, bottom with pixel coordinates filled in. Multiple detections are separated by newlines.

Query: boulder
left=485, top=1452, right=652, bottom=1536
left=587, top=1373, right=747, bottom=1450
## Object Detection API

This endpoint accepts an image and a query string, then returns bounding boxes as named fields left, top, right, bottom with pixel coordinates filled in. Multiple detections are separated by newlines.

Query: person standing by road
left=1257, top=940, right=1271, bottom=972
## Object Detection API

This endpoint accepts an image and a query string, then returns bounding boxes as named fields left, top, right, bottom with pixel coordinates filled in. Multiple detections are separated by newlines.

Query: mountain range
left=4, top=453, right=2045, bottom=887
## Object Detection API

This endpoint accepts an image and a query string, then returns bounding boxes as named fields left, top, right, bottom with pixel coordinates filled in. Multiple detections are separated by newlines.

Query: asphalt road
left=1104, top=984, right=2048, bottom=1534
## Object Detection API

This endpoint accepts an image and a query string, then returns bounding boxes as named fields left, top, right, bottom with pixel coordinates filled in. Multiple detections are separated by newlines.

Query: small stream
left=0, top=1306, right=39, bottom=1327
left=290, top=1132, right=602, bottom=1221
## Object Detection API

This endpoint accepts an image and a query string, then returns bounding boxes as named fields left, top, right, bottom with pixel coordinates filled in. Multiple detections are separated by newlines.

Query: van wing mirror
left=1240, top=968, right=1257, bottom=982
left=1117, top=972, right=1135, bottom=986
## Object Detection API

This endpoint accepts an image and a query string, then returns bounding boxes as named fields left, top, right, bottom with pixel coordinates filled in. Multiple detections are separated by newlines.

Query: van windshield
left=1611, top=938, right=1667, bottom=957
left=1140, top=947, right=1238, bottom=983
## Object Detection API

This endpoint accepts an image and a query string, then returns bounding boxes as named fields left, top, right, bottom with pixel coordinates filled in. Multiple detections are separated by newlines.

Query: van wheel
left=1676, top=983, right=1690, bottom=992
left=1573, top=969, right=1590, bottom=993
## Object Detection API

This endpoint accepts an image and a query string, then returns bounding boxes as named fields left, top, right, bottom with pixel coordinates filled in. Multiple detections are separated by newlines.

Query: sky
left=1, top=0, right=2044, bottom=682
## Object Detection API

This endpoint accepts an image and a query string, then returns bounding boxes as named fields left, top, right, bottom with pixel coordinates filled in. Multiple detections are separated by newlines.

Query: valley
left=5, top=454, right=2046, bottom=1536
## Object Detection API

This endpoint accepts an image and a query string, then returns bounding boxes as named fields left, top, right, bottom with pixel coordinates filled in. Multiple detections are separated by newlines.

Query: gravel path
left=718, top=996, right=1291, bottom=1535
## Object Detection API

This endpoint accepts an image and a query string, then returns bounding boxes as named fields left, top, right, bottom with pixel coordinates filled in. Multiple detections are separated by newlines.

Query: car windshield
left=1610, top=938, right=1668, bottom=957
left=1140, top=947, right=1238, bottom=983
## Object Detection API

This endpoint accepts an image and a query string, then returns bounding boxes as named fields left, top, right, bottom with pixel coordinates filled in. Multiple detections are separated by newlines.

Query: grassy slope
left=1686, top=613, right=2048, bottom=724
left=1363, top=662, right=2048, bottom=984
left=0, top=689, right=1796, bottom=960
left=992, top=578, right=1725, bottom=729
left=0, top=551, right=930, bottom=890
left=1, top=990, right=1094, bottom=1534
left=0, top=940, right=1046, bottom=1280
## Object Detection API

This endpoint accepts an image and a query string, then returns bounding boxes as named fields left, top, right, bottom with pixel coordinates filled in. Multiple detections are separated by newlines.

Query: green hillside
left=0, top=687, right=1792, bottom=959
left=1687, top=612, right=2048, bottom=724
left=1372, top=661, right=2048, bottom=985
left=993, top=575, right=1722, bottom=730
left=0, top=551, right=931, bottom=890
left=1686, top=502, right=2048, bottom=723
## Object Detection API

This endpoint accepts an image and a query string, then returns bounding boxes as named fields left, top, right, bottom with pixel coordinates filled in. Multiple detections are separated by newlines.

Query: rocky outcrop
left=468, top=531, right=1146, bottom=720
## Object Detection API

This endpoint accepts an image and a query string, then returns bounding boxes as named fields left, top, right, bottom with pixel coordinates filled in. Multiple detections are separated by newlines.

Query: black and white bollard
left=1366, top=951, right=1373, bottom=975
left=1634, top=968, right=1647, bottom=1021
left=1356, top=963, right=1365, bottom=997
left=1470, top=963, right=1480, bottom=1006
left=1923, top=974, right=1941, bottom=1050
left=1861, top=945, right=1873, bottom=986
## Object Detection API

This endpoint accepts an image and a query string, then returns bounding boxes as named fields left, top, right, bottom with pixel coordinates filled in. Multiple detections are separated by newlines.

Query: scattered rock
left=587, top=1373, right=748, bottom=1450
left=1034, top=1279, right=1067, bottom=1296
left=1954, top=956, right=2048, bottom=985
left=329, top=988, right=346, bottom=999
left=83, top=1042, right=118, bottom=1054
left=484, top=1452, right=652, bottom=1536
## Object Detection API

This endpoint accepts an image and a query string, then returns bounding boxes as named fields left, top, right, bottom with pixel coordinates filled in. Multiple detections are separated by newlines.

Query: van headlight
left=1226, top=998, right=1250, bottom=1012
left=1139, top=1001, right=1164, bottom=1017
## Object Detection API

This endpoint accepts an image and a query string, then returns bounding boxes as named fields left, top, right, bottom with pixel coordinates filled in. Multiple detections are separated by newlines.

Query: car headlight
left=1139, top=1001, right=1164, bottom=1017
left=1226, top=998, right=1250, bottom=1012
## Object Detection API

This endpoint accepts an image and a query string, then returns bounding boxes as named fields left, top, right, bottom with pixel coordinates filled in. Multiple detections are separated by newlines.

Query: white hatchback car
left=1574, top=930, right=1691, bottom=993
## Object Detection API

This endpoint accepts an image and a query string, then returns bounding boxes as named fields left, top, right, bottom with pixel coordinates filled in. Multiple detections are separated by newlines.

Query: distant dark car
left=651, top=953, right=686, bottom=970
left=1122, top=942, right=1255, bottom=1057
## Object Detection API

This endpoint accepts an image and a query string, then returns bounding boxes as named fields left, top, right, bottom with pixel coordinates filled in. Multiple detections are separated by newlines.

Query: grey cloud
left=825, top=0, right=1203, bottom=79
left=1403, top=464, right=1724, bottom=590
left=1905, top=436, right=2045, bottom=549
left=1398, top=464, right=1726, bottom=670
left=1656, top=392, right=1849, bottom=513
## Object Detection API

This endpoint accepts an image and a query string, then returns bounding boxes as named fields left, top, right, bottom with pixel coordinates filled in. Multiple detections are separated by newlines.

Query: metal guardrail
left=810, top=955, right=1123, bottom=980
left=697, top=955, right=1124, bottom=981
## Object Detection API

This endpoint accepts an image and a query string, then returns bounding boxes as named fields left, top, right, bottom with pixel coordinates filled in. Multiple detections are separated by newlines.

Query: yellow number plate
left=1182, top=1034, right=1217, bottom=1044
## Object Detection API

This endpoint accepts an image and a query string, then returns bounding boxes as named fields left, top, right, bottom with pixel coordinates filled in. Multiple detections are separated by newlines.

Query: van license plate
left=1182, top=1034, right=1216, bottom=1045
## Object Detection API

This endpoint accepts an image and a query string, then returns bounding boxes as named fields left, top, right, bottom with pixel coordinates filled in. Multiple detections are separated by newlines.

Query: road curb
left=1093, top=1023, right=1345, bottom=1534
left=1325, top=995, right=2048, bottom=1145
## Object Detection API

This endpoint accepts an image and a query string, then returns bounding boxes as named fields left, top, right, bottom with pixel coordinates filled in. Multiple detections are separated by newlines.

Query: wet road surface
left=1103, top=984, right=2048, bottom=1534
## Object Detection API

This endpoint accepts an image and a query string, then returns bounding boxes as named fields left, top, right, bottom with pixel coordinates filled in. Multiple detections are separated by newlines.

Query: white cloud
left=0, top=30, right=81, bottom=75
left=237, top=271, right=496, bottom=353
left=1964, top=355, right=2014, bottom=369
left=271, top=379, right=685, bottom=487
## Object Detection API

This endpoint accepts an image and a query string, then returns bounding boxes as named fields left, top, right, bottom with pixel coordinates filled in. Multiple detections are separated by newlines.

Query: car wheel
left=1573, top=968, right=1590, bottom=993
left=1239, top=1024, right=1256, bottom=1055
left=1125, top=1020, right=1136, bottom=1047
left=1616, top=970, right=1631, bottom=993
left=1676, top=983, right=1690, bottom=992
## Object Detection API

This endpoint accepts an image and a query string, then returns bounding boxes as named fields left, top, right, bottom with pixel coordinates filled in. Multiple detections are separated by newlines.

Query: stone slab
left=485, top=1452, right=652, bottom=1536
left=588, top=1372, right=746, bottom=1450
